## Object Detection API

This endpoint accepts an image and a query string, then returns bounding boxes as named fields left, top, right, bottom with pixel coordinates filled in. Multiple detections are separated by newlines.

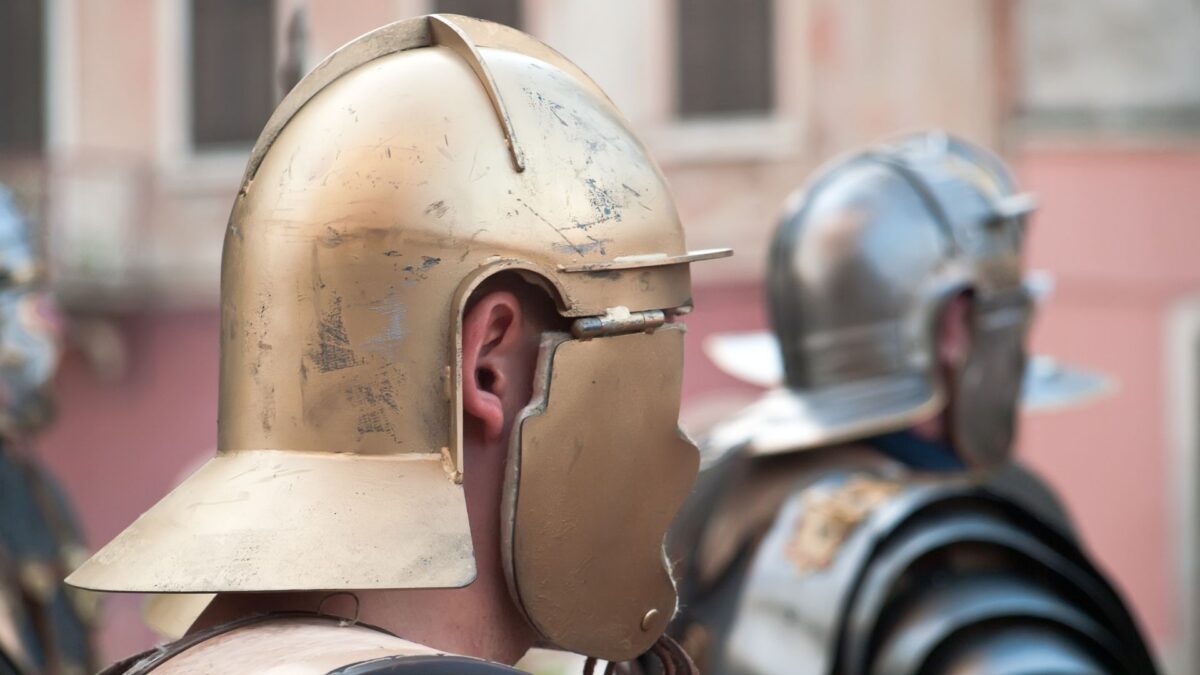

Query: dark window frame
left=0, top=0, right=46, bottom=155
left=676, top=0, right=775, bottom=119
left=188, top=0, right=278, bottom=150
left=433, top=0, right=523, bottom=29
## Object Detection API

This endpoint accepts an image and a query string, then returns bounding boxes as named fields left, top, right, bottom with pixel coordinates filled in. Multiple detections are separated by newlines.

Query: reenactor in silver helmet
left=670, top=132, right=1158, bottom=674
left=66, top=14, right=729, bottom=675
left=0, top=186, right=95, bottom=675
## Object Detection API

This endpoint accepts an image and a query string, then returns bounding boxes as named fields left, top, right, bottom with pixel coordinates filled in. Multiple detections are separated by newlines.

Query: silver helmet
left=0, top=186, right=60, bottom=437
left=707, top=132, right=1111, bottom=467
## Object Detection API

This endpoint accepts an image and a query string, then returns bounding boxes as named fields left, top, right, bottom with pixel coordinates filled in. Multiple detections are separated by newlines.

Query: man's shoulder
left=102, top=614, right=523, bottom=675
left=674, top=441, right=897, bottom=589
left=719, top=462, right=1157, bottom=674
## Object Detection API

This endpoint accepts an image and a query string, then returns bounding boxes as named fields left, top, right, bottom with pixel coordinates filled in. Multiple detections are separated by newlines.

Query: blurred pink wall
left=39, top=312, right=219, bottom=659
left=1017, top=145, right=1200, bottom=646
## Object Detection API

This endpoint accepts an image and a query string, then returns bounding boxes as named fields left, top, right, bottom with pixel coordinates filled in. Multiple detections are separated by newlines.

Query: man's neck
left=196, top=568, right=535, bottom=665
left=910, top=410, right=947, bottom=443
left=356, top=572, right=535, bottom=665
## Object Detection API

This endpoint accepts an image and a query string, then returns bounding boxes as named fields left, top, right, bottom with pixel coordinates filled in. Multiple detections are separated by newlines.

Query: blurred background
left=0, top=0, right=1198, bottom=670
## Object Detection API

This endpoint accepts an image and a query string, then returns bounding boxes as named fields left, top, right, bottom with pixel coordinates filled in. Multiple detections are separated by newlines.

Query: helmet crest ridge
left=428, top=15, right=525, bottom=172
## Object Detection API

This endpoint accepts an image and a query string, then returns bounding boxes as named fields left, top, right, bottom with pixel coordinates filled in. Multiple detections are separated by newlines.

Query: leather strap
left=586, top=635, right=698, bottom=675
left=329, top=655, right=523, bottom=674
left=648, top=635, right=698, bottom=675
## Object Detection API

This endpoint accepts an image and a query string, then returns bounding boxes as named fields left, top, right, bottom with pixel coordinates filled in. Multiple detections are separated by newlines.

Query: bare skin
left=911, top=293, right=972, bottom=444
left=195, top=288, right=545, bottom=665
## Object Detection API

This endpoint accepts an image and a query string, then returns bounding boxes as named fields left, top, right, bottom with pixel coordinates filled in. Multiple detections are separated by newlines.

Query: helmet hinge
left=571, top=307, right=666, bottom=340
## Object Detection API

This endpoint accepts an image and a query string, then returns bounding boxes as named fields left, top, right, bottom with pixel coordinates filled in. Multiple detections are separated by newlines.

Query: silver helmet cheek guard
left=949, top=289, right=1034, bottom=468
left=501, top=324, right=698, bottom=662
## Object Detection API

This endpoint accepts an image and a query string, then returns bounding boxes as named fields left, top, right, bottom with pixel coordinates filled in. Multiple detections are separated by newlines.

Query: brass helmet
left=0, top=186, right=60, bottom=437
left=706, top=132, right=1109, bottom=467
left=68, top=15, right=729, bottom=661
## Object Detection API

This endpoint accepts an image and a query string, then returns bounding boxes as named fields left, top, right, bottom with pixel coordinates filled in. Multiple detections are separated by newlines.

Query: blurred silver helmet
left=0, top=187, right=60, bottom=436
left=707, top=133, right=1112, bottom=467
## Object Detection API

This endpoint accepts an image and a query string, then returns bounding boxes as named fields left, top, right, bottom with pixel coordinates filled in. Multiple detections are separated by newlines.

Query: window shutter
left=190, top=0, right=276, bottom=148
left=678, top=0, right=773, bottom=117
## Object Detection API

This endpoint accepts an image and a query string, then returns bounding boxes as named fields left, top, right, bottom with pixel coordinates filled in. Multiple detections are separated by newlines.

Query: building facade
left=1, top=0, right=1198, bottom=670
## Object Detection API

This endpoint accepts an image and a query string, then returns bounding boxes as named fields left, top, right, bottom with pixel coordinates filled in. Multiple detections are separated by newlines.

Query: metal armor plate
left=671, top=446, right=1157, bottom=675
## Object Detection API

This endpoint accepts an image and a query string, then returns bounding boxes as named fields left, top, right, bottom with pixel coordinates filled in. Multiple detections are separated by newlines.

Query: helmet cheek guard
left=503, top=325, right=696, bottom=661
left=948, top=288, right=1033, bottom=468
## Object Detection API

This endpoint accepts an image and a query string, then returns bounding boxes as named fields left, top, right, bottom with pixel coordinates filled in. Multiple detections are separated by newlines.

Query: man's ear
left=462, top=290, right=525, bottom=442
left=937, top=293, right=973, bottom=369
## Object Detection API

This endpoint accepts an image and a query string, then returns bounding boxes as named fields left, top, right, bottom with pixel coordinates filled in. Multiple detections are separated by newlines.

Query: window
left=677, top=0, right=773, bottom=118
left=434, top=0, right=522, bottom=29
left=190, top=0, right=276, bottom=149
left=0, top=0, right=45, bottom=154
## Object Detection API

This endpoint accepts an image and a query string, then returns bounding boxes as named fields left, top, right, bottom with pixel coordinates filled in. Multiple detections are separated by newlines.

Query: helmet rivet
left=640, top=609, right=659, bottom=631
